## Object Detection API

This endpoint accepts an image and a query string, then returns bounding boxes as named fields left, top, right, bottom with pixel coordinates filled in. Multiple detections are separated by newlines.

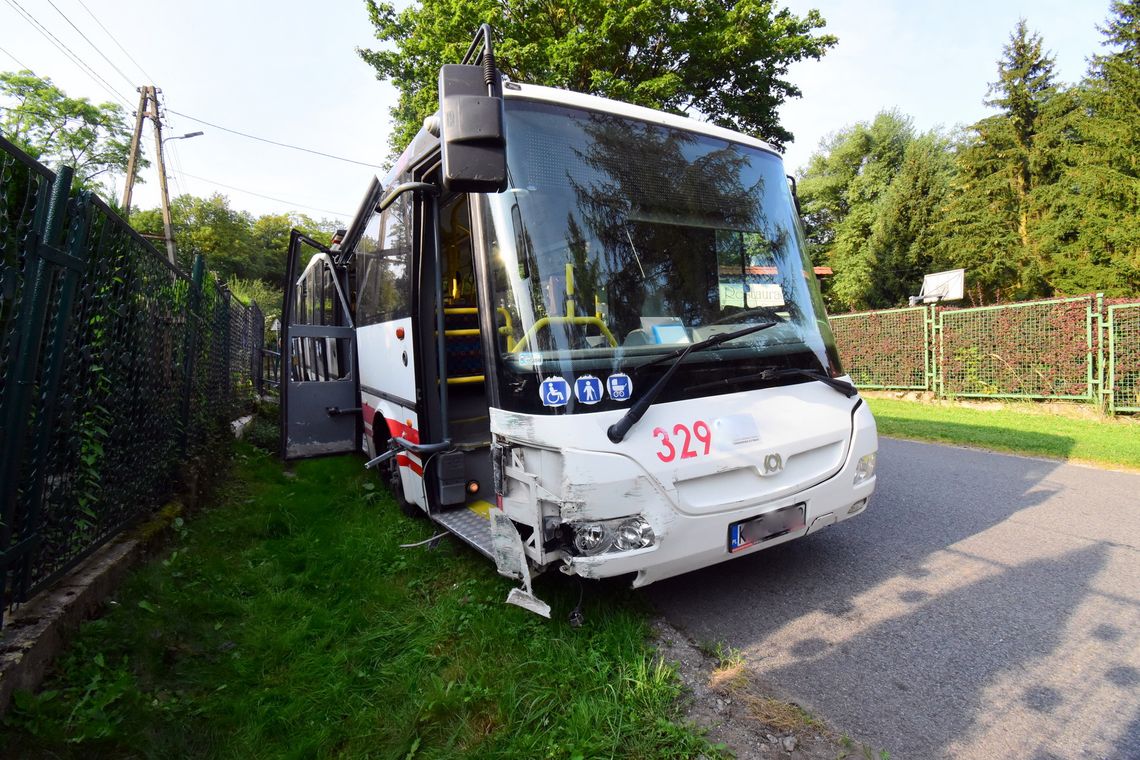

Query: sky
left=0, top=0, right=1115, bottom=226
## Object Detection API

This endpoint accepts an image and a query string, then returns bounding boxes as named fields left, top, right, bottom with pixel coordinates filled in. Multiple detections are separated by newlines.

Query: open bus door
left=280, top=230, right=360, bottom=459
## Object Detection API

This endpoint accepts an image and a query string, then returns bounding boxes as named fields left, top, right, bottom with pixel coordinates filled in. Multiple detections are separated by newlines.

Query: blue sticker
left=540, top=376, right=570, bottom=407
left=574, top=375, right=603, bottom=404
left=607, top=373, right=633, bottom=401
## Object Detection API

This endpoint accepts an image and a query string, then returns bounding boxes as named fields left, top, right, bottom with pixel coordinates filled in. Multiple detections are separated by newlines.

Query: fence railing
left=1108, top=303, right=1140, bottom=413
left=830, top=294, right=1139, bottom=413
left=830, top=306, right=930, bottom=390
left=0, top=135, right=263, bottom=627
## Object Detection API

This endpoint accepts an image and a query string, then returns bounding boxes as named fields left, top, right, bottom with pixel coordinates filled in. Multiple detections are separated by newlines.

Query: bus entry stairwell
left=432, top=498, right=496, bottom=558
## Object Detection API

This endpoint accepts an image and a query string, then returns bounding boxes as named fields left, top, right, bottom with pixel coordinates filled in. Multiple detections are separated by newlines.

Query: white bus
left=281, top=26, right=878, bottom=616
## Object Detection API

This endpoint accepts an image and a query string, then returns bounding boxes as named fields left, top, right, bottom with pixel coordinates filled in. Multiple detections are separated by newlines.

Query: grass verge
left=866, top=397, right=1140, bottom=470
left=1, top=442, right=719, bottom=759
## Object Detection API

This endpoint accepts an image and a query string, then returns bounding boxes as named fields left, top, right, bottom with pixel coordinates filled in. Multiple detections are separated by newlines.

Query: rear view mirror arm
left=378, top=181, right=439, bottom=213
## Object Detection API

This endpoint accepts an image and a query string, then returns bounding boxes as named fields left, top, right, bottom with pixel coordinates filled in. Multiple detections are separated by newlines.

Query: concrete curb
left=0, top=497, right=187, bottom=715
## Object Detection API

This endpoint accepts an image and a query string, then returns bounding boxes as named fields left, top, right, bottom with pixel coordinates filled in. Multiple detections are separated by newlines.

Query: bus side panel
left=358, top=318, right=426, bottom=509
left=362, top=389, right=428, bottom=510
left=358, top=319, right=418, bottom=404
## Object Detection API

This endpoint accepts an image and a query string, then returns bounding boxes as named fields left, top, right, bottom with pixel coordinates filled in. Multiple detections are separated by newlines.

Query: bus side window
left=357, top=189, right=413, bottom=325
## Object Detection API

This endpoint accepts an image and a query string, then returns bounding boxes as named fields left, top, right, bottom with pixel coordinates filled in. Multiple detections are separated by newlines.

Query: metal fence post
left=221, top=287, right=233, bottom=414
left=1095, top=293, right=1109, bottom=412
left=251, top=304, right=264, bottom=396
left=925, top=304, right=934, bottom=393
left=180, top=254, right=205, bottom=454
left=0, top=166, right=75, bottom=615
left=14, top=187, right=94, bottom=601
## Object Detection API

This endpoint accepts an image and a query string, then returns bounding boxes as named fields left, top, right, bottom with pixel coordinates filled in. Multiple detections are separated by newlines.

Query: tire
left=374, top=422, right=422, bottom=519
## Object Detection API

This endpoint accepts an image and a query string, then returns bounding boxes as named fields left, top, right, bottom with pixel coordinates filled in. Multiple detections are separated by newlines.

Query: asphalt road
left=648, top=437, right=1140, bottom=760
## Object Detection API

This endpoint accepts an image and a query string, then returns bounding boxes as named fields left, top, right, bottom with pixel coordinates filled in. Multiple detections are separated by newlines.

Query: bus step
left=432, top=503, right=493, bottom=558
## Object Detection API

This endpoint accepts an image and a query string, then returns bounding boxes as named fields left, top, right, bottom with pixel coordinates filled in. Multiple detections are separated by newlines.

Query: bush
left=245, top=402, right=280, bottom=454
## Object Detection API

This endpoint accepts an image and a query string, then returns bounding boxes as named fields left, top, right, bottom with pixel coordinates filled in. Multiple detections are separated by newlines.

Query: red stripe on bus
left=360, top=402, right=420, bottom=445
left=385, top=417, right=420, bottom=445
left=396, top=454, right=423, bottom=476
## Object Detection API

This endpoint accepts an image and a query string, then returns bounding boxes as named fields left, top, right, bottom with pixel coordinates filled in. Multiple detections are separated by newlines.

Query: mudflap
left=490, top=508, right=551, bottom=618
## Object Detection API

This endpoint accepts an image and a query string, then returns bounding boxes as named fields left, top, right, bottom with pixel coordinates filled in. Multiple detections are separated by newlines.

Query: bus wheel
left=376, top=428, right=421, bottom=519
left=388, top=456, right=423, bottom=518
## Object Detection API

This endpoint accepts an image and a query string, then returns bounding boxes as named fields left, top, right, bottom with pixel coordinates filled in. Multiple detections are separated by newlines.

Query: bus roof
left=501, top=81, right=783, bottom=158
left=381, top=79, right=784, bottom=189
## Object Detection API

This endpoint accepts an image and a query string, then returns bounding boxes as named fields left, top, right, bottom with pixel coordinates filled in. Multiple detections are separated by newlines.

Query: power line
left=1, top=0, right=131, bottom=108
left=178, top=171, right=349, bottom=218
left=45, top=0, right=136, bottom=90
left=0, top=43, right=32, bottom=71
left=166, top=108, right=385, bottom=169
left=73, top=0, right=155, bottom=84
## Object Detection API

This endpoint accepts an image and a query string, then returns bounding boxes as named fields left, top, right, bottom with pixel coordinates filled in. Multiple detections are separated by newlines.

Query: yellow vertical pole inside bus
left=565, top=262, right=575, bottom=317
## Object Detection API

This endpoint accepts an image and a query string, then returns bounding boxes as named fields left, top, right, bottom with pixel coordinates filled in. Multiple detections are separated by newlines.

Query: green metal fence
left=829, top=294, right=1140, bottom=413
left=1108, top=303, right=1140, bottom=413
left=938, top=296, right=1098, bottom=400
left=830, top=306, right=930, bottom=389
left=0, top=135, right=262, bottom=627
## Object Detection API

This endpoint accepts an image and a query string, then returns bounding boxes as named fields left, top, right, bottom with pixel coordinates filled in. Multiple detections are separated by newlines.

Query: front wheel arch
left=372, top=415, right=422, bottom=519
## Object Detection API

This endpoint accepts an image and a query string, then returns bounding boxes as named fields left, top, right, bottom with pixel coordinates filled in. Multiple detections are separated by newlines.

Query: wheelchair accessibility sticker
left=539, top=376, right=570, bottom=407
left=574, top=375, right=603, bottom=405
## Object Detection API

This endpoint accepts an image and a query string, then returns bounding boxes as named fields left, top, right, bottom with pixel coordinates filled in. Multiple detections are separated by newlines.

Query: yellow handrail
left=447, top=375, right=484, bottom=385
left=510, top=316, right=617, bottom=353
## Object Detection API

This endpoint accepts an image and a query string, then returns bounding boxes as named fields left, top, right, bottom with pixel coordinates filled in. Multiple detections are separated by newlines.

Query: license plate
left=728, top=504, right=806, bottom=553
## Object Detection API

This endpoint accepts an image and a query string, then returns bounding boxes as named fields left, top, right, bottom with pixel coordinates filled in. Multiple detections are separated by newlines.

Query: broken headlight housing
left=570, top=516, right=655, bottom=555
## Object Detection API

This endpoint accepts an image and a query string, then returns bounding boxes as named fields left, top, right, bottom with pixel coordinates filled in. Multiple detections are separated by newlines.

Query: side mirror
left=786, top=174, right=802, bottom=215
left=438, top=64, right=507, bottom=193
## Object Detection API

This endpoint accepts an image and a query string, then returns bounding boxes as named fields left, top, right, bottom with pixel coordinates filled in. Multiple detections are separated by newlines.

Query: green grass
left=2, top=443, right=719, bottom=759
left=867, top=397, right=1140, bottom=470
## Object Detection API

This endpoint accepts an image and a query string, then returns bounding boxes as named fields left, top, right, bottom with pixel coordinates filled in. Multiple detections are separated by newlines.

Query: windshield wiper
left=607, top=322, right=777, bottom=443
left=691, top=367, right=858, bottom=398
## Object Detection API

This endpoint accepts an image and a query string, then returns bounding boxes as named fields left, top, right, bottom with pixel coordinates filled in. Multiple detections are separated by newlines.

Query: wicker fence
left=830, top=294, right=1139, bottom=413
left=0, top=136, right=263, bottom=627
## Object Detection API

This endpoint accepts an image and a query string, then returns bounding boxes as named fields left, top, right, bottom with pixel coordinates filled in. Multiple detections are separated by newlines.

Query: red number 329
left=652, top=421, right=711, bottom=462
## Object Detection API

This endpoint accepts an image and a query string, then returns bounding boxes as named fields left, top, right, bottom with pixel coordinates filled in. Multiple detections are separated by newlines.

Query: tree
left=132, top=194, right=257, bottom=278
left=227, top=275, right=284, bottom=326
left=0, top=70, right=138, bottom=191
left=359, top=0, right=837, bottom=152
left=796, top=111, right=918, bottom=310
left=868, top=132, right=955, bottom=306
left=131, top=196, right=341, bottom=286
left=1047, top=0, right=1140, bottom=295
left=938, top=20, right=1062, bottom=300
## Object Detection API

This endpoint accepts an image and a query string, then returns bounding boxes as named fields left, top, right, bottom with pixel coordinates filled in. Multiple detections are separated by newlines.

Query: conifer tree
left=939, top=20, right=1060, bottom=300
left=1052, top=0, right=1140, bottom=295
left=868, top=132, right=955, bottom=306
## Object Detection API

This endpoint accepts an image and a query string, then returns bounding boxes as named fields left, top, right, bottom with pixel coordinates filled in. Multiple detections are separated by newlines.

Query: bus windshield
left=480, top=99, right=842, bottom=414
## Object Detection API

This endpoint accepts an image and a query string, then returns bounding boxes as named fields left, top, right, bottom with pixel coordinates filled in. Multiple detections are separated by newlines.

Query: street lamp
left=163, top=130, right=204, bottom=143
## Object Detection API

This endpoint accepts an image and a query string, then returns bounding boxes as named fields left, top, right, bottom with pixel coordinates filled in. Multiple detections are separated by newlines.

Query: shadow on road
left=647, top=437, right=1140, bottom=758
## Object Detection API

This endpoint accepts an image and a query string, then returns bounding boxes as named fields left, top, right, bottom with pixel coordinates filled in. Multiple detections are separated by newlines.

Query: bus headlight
left=573, top=523, right=612, bottom=555
left=614, top=518, right=655, bottom=551
left=570, top=516, right=655, bottom=555
left=854, top=452, right=877, bottom=484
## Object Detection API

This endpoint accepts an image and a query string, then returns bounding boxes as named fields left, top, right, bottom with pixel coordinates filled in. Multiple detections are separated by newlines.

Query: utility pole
left=150, top=93, right=178, bottom=266
left=120, top=88, right=147, bottom=217
left=119, top=85, right=179, bottom=266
